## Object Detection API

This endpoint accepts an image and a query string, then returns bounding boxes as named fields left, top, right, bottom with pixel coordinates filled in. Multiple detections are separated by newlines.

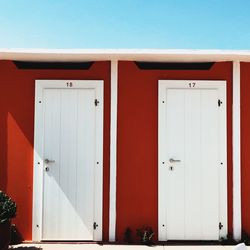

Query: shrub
left=0, top=191, right=17, bottom=224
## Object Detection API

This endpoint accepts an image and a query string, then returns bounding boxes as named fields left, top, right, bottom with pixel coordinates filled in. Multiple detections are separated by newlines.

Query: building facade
left=0, top=49, right=248, bottom=243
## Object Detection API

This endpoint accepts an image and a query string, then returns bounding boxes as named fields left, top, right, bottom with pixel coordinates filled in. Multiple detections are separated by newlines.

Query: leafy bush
left=0, top=191, right=17, bottom=224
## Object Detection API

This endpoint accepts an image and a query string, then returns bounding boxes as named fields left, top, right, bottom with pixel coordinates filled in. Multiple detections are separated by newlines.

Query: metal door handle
left=169, top=158, right=181, bottom=163
left=44, top=158, right=55, bottom=164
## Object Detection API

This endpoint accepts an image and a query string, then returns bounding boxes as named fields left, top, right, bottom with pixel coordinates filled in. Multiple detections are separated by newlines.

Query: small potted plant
left=0, top=191, right=17, bottom=250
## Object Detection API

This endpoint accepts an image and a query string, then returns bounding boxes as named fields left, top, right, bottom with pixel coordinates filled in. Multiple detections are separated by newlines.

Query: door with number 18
left=33, top=80, right=103, bottom=241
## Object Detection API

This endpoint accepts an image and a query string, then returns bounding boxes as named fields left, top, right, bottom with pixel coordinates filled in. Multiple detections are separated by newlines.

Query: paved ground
left=9, top=243, right=249, bottom=250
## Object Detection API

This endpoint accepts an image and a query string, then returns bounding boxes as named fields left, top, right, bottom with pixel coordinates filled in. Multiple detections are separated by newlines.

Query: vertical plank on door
left=42, top=89, right=61, bottom=239
left=59, top=89, right=78, bottom=239
left=185, top=90, right=202, bottom=239
left=200, top=90, right=219, bottom=240
left=75, top=89, right=95, bottom=240
left=165, top=89, right=185, bottom=240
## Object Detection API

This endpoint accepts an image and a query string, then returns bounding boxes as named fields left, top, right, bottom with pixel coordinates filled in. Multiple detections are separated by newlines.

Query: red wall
left=0, top=59, right=235, bottom=242
left=116, top=61, right=233, bottom=242
left=240, top=62, right=250, bottom=236
left=0, top=60, right=111, bottom=241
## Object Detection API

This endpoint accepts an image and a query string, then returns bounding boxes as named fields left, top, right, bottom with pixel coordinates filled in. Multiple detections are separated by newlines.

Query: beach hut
left=0, top=49, right=247, bottom=243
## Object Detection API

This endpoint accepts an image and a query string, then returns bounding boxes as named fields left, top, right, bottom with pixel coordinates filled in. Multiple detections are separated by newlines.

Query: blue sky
left=0, top=0, right=249, bottom=49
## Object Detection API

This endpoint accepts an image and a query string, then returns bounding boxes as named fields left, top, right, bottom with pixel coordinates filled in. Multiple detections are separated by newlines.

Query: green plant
left=136, top=226, right=154, bottom=245
left=0, top=191, right=17, bottom=224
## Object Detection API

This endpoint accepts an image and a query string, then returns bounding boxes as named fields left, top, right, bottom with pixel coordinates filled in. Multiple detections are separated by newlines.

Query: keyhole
left=169, top=166, right=174, bottom=171
left=45, top=167, right=49, bottom=172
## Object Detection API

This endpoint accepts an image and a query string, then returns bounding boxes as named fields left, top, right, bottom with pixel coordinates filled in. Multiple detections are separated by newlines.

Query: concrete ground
left=9, top=243, right=249, bottom=250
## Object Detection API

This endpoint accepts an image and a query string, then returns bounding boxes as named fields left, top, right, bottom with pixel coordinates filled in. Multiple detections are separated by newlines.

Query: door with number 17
left=158, top=80, right=227, bottom=241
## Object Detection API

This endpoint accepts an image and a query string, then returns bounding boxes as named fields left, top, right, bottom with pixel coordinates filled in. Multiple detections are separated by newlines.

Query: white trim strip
left=109, top=61, right=118, bottom=242
left=3, top=49, right=250, bottom=62
left=233, top=61, right=242, bottom=241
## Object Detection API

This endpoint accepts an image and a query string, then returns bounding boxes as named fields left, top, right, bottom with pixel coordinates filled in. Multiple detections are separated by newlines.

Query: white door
left=33, top=80, right=103, bottom=241
left=158, top=80, right=227, bottom=241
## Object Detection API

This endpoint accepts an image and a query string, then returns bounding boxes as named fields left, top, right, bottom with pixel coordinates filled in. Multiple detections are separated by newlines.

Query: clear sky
left=0, top=0, right=250, bottom=49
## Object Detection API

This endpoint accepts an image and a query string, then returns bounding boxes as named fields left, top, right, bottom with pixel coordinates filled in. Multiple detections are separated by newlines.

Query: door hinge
left=95, top=99, right=99, bottom=106
left=218, top=99, right=222, bottom=107
left=93, top=222, right=98, bottom=230
left=219, top=222, right=223, bottom=230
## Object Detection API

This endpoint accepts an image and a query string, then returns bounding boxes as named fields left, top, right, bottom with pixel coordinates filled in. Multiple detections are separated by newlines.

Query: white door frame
left=32, top=80, right=104, bottom=241
left=158, top=80, right=227, bottom=241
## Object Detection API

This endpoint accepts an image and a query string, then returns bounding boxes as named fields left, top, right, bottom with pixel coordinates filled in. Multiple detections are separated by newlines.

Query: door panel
left=200, top=90, right=219, bottom=240
left=159, top=81, right=227, bottom=241
left=165, top=89, right=185, bottom=239
left=185, top=90, right=203, bottom=239
left=43, top=89, right=61, bottom=239
left=42, top=88, right=95, bottom=240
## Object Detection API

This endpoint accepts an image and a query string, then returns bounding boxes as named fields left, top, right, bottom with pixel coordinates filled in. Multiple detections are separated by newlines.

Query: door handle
left=169, top=158, right=181, bottom=163
left=44, top=158, right=55, bottom=164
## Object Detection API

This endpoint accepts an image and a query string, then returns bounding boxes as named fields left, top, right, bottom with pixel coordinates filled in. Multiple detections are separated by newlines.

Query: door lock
left=169, top=166, right=174, bottom=171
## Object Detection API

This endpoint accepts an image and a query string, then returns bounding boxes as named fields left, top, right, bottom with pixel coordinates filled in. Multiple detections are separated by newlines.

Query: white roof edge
left=1, top=49, right=250, bottom=62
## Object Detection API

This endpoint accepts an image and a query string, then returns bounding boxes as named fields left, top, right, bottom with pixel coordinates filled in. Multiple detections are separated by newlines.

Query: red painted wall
left=116, top=61, right=233, bottom=242
left=240, top=62, right=250, bottom=236
left=0, top=60, right=111, bottom=241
